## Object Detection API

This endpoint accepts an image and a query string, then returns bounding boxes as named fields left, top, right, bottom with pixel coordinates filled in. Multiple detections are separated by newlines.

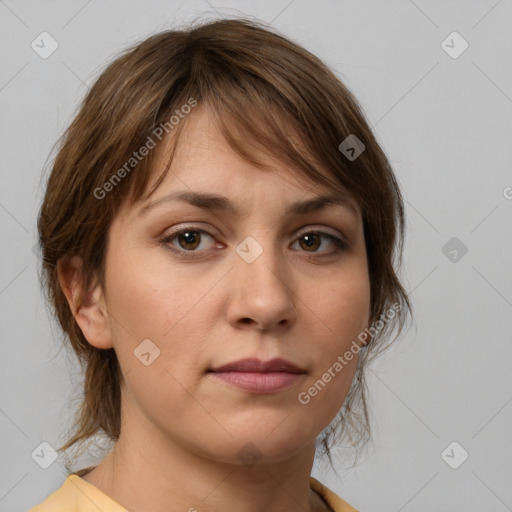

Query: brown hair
left=37, top=16, right=412, bottom=472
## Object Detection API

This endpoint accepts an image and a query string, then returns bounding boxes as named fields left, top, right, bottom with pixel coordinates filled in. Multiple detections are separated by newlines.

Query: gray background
left=1, top=1, right=511, bottom=511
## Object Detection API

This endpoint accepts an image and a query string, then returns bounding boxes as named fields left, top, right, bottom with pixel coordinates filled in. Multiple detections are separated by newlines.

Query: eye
left=159, top=227, right=218, bottom=259
left=291, top=230, right=348, bottom=255
left=159, top=226, right=348, bottom=260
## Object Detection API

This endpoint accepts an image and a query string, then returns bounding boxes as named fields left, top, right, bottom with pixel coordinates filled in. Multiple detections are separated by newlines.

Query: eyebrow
left=139, top=190, right=358, bottom=217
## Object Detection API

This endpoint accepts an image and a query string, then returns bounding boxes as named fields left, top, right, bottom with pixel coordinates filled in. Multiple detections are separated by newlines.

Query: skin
left=59, top=104, right=371, bottom=512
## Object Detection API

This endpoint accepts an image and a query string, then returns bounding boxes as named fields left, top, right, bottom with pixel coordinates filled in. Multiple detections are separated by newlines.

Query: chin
left=197, top=420, right=319, bottom=466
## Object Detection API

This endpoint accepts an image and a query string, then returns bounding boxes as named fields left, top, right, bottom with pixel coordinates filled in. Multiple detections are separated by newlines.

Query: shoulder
left=310, top=476, right=359, bottom=512
left=27, top=474, right=128, bottom=512
left=27, top=478, right=73, bottom=512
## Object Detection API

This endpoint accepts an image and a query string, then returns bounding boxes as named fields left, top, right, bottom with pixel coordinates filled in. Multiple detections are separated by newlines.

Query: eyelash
left=159, top=225, right=348, bottom=260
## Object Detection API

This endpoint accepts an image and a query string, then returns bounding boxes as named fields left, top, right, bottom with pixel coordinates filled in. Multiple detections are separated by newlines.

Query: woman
left=30, top=16, right=411, bottom=512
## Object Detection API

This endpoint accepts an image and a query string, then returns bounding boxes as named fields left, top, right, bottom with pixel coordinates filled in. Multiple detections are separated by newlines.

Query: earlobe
left=57, top=256, right=113, bottom=350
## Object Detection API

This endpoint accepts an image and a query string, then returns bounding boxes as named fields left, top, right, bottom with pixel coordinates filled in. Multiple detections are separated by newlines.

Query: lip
left=208, top=358, right=306, bottom=394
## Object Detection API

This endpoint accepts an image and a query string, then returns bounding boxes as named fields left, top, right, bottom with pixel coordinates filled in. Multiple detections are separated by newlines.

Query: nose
left=225, top=238, right=297, bottom=332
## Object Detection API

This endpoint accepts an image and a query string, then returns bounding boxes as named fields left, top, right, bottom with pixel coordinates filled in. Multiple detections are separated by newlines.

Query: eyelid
left=159, top=223, right=220, bottom=241
left=160, top=223, right=346, bottom=242
left=294, top=225, right=347, bottom=243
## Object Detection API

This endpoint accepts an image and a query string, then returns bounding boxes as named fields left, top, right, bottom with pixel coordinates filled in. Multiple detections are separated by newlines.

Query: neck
left=81, top=400, right=329, bottom=512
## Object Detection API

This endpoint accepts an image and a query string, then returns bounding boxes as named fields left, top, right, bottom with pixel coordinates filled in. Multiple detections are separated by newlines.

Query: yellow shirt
left=28, top=474, right=359, bottom=511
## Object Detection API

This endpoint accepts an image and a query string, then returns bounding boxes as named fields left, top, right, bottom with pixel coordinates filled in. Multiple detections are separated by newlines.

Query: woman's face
left=99, top=106, right=371, bottom=464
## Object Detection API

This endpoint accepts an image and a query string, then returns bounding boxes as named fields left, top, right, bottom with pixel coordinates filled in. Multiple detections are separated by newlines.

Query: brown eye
left=299, top=233, right=321, bottom=252
left=177, top=230, right=201, bottom=251
left=292, top=230, right=348, bottom=255
left=160, top=227, right=217, bottom=258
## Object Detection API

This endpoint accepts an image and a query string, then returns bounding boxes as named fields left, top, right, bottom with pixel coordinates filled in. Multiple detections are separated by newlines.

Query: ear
left=57, top=255, right=113, bottom=350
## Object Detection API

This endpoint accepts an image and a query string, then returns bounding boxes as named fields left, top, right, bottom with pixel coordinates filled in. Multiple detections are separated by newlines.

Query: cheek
left=295, top=269, right=369, bottom=420
left=308, top=270, right=370, bottom=349
left=103, top=255, right=219, bottom=430
left=297, top=323, right=361, bottom=432
left=104, top=249, right=221, bottom=378
left=106, top=244, right=195, bottom=335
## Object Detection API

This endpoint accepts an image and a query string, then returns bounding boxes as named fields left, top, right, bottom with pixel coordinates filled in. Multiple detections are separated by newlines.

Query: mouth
left=208, top=358, right=306, bottom=394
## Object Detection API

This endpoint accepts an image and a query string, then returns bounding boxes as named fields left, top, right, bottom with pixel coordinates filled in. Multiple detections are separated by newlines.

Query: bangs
left=125, top=75, right=360, bottom=212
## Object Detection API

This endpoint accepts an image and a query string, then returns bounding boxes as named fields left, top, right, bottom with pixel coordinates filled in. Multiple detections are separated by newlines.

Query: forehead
left=159, top=103, right=290, bottom=170
left=141, top=104, right=361, bottom=215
